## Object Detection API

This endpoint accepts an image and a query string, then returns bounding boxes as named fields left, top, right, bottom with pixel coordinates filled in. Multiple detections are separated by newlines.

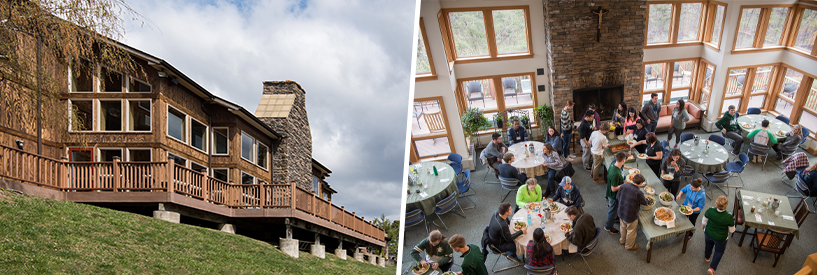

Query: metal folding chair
left=488, top=242, right=522, bottom=273
left=725, top=153, right=748, bottom=188
left=432, top=191, right=465, bottom=231
left=456, top=170, right=476, bottom=209
left=567, top=227, right=602, bottom=274
left=704, top=171, right=730, bottom=199
left=404, top=208, right=429, bottom=234
left=499, top=176, right=521, bottom=202
left=748, top=142, right=770, bottom=171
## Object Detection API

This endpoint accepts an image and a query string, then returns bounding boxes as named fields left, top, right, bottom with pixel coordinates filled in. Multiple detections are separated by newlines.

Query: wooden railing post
left=228, top=181, right=236, bottom=207
left=290, top=181, right=297, bottom=209
left=166, top=157, right=175, bottom=193
left=200, top=170, right=209, bottom=203
left=352, top=212, right=356, bottom=233
left=112, top=157, right=121, bottom=192
left=311, top=192, right=317, bottom=216
left=59, top=157, right=68, bottom=190
left=341, top=206, right=346, bottom=228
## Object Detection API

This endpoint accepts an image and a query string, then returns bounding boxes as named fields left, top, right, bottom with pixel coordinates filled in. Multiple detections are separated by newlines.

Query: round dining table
left=678, top=139, right=728, bottom=174
left=737, top=114, right=791, bottom=142
left=406, top=162, right=457, bottom=215
left=510, top=201, right=575, bottom=256
left=508, top=141, right=547, bottom=177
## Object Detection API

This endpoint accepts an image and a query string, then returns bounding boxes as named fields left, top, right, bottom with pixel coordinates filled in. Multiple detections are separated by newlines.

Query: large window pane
left=747, top=95, right=766, bottom=109
left=100, top=101, right=122, bottom=131
left=805, top=81, right=817, bottom=112
left=241, top=172, right=255, bottom=185
left=127, top=149, right=151, bottom=162
left=257, top=143, right=268, bottom=168
left=70, top=149, right=92, bottom=162
left=703, top=65, right=714, bottom=92
left=129, top=78, right=151, bottom=93
left=213, top=168, right=229, bottom=182
left=751, top=66, right=774, bottom=94
left=794, top=9, right=817, bottom=53
left=414, top=138, right=452, bottom=158
left=411, top=100, right=446, bottom=136
left=70, top=59, right=93, bottom=92
left=672, top=61, right=694, bottom=88
left=648, top=4, right=672, bottom=44
left=167, top=107, right=186, bottom=142
left=502, top=75, right=533, bottom=109
left=449, top=11, right=489, bottom=57
left=721, top=98, right=741, bottom=113
left=699, top=92, right=710, bottom=111
left=241, top=132, right=254, bottom=161
left=70, top=100, right=93, bottom=131
left=191, top=119, right=207, bottom=151
left=781, top=68, right=804, bottom=101
left=642, top=93, right=664, bottom=106
left=168, top=153, right=186, bottom=167
left=100, top=67, right=122, bottom=92
left=213, top=128, right=228, bottom=155
left=670, top=89, right=690, bottom=102
left=710, top=5, right=725, bottom=44
left=764, top=8, right=789, bottom=46
left=492, top=9, right=528, bottom=54
left=643, top=63, right=665, bottom=91
left=799, top=111, right=817, bottom=134
left=99, top=149, right=122, bottom=162
left=736, top=9, right=761, bottom=48
left=128, top=100, right=151, bottom=131
left=774, top=97, right=794, bottom=118
left=463, top=79, right=497, bottom=110
left=416, top=26, right=431, bottom=74
left=677, top=3, right=701, bottom=42
left=725, top=69, right=747, bottom=97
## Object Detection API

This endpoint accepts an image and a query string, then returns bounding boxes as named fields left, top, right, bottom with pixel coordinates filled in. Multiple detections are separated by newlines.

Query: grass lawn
left=0, top=189, right=396, bottom=274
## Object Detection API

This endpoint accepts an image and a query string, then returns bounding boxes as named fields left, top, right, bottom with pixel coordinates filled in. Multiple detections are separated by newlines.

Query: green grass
left=0, top=189, right=396, bottom=274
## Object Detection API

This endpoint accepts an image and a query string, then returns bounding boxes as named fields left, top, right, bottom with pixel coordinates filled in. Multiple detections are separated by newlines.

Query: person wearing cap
left=548, top=176, right=583, bottom=212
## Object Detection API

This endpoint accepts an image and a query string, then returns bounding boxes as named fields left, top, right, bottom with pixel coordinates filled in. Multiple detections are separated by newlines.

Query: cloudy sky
left=121, top=0, right=415, bottom=221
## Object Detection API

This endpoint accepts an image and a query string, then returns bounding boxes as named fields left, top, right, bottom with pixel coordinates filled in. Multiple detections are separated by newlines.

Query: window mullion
left=493, top=77, right=506, bottom=119
left=484, top=9, right=498, bottom=58
left=671, top=4, right=681, bottom=44
left=790, top=77, right=813, bottom=123
left=755, top=8, right=770, bottom=48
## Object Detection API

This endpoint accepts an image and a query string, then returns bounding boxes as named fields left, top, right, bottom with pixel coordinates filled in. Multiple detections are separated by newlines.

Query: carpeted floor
left=400, top=129, right=817, bottom=275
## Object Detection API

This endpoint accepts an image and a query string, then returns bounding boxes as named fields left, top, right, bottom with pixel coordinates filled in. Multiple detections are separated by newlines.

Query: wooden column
left=166, top=157, right=175, bottom=193
left=259, top=182, right=266, bottom=208
left=112, top=157, right=121, bottom=192
left=200, top=170, right=208, bottom=203
left=59, top=157, right=68, bottom=190
left=312, top=192, right=317, bottom=216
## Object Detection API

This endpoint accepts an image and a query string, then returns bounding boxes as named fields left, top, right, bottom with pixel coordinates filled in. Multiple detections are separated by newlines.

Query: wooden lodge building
left=0, top=39, right=386, bottom=262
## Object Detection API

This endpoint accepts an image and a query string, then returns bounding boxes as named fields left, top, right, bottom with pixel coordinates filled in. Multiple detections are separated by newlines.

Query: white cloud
left=123, top=0, right=413, bottom=221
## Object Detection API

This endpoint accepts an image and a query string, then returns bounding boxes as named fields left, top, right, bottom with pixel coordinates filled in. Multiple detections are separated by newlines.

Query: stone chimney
left=256, top=81, right=312, bottom=190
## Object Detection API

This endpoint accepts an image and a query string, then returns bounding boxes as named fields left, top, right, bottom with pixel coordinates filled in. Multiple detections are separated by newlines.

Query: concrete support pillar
left=310, top=244, right=325, bottom=259
left=335, top=249, right=347, bottom=260
left=354, top=252, right=364, bottom=262
left=279, top=238, right=299, bottom=259
left=218, top=223, right=235, bottom=234
left=369, top=254, right=376, bottom=265
left=378, top=256, right=385, bottom=267
left=153, top=203, right=180, bottom=223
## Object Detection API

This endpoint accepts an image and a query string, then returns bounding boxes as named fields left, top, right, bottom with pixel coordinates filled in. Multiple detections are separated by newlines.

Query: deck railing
left=0, top=145, right=384, bottom=241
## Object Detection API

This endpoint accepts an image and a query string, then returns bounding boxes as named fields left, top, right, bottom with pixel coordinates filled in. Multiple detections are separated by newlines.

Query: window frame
left=190, top=161, right=208, bottom=173
left=98, top=99, right=124, bottom=132
left=240, top=131, right=256, bottom=163
left=69, top=58, right=95, bottom=93
left=416, top=17, right=437, bottom=81
left=440, top=5, right=533, bottom=64
left=257, top=142, right=269, bottom=171
left=97, top=147, right=123, bottom=162
left=189, top=116, right=209, bottom=153
left=641, top=58, right=699, bottom=105
left=718, top=63, right=781, bottom=115
left=769, top=64, right=811, bottom=120
left=454, top=72, right=539, bottom=130
left=167, top=152, right=188, bottom=168
left=212, top=127, right=230, bottom=156
left=240, top=171, right=256, bottom=185
left=126, top=99, right=152, bottom=132
left=68, top=147, right=94, bottom=162
left=409, top=96, right=455, bottom=163
left=692, top=58, right=716, bottom=115
left=127, top=76, right=152, bottom=93
left=99, top=65, right=124, bottom=93
left=68, top=99, right=95, bottom=132
left=645, top=1, right=706, bottom=48
left=166, top=104, right=188, bottom=143
left=126, top=148, right=152, bottom=162
left=212, top=168, right=229, bottom=183
left=731, top=5, right=795, bottom=54
left=703, top=1, right=727, bottom=50
left=786, top=6, right=817, bottom=58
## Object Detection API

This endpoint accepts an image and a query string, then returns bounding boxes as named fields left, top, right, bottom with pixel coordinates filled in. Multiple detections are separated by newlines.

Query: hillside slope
left=0, top=189, right=395, bottom=274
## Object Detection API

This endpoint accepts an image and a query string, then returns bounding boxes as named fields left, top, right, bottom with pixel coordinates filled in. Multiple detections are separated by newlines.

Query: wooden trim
left=436, top=10, right=455, bottom=67
left=415, top=75, right=438, bottom=82
left=730, top=46, right=786, bottom=54
left=449, top=53, right=534, bottom=64
left=416, top=17, right=437, bottom=79
left=484, top=9, right=498, bottom=58
left=644, top=42, right=703, bottom=49
left=412, top=96, right=455, bottom=159
left=787, top=47, right=817, bottom=62
left=442, top=6, right=533, bottom=62
left=671, top=3, right=681, bottom=44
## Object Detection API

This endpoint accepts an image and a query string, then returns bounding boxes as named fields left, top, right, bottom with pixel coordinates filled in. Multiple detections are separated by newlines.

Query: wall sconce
left=157, top=71, right=168, bottom=78
left=15, top=140, right=24, bottom=149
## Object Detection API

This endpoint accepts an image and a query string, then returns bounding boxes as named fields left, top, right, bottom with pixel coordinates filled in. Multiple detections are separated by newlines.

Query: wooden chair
left=424, top=110, right=446, bottom=144
left=794, top=197, right=811, bottom=228
left=731, top=192, right=752, bottom=239
left=751, top=229, right=794, bottom=267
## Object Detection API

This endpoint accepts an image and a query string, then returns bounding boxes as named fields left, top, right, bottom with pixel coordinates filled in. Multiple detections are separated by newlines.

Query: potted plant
left=493, top=113, right=504, bottom=129
left=461, top=107, right=491, bottom=149
left=520, top=113, right=530, bottom=129
left=534, top=104, right=554, bottom=129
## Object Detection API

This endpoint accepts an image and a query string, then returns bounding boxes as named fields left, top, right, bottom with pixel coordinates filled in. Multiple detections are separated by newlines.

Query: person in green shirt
left=715, top=105, right=742, bottom=155
left=410, top=230, right=454, bottom=272
left=702, top=195, right=735, bottom=275
left=605, top=152, right=633, bottom=234
left=746, top=119, right=778, bottom=163
left=448, top=234, right=488, bottom=275
left=516, top=178, right=543, bottom=210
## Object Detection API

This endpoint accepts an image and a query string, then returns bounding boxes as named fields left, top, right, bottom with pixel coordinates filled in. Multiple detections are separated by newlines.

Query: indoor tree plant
left=534, top=104, right=554, bottom=130
left=461, top=107, right=492, bottom=149
left=493, top=113, right=504, bottom=130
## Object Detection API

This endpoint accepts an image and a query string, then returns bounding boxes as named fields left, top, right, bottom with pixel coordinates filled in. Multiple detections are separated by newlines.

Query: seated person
left=564, top=206, right=596, bottom=250
left=527, top=228, right=556, bottom=271
left=508, top=119, right=528, bottom=145
left=773, top=125, right=802, bottom=160
left=449, top=234, right=489, bottom=275
left=516, top=178, right=543, bottom=211
left=626, top=119, right=649, bottom=153
left=410, top=230, right=454, bottom=272
left=488, top=202, right=526, bottom=263
left=548, top=176, right=583, bottom=212
left=485, top=133, right=507, bottom=171
left=747, top=119, right=778, bottom=163
left=799, top=162, right=817, bottom=196
left=499, top=153, right=526, bottom=186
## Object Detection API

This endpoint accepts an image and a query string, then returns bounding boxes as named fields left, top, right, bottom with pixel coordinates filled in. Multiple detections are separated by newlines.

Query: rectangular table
left=736, top=189, right=800, bottom=246
left=603, top=145, right=696, bottom=263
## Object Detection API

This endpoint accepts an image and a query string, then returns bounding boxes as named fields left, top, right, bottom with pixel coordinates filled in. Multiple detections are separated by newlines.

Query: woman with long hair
left=666, top=99, right=690, bottom=148
left=541, top=143, right=565, bottom=198
left=409, top=230, right=454, bottom=272
left=613, top=102, right=628, bottom=135
left=661, top=149, right=686, bottom=195
left=516, top=178, right=543, bottom=210
left=639, top=132, right=664, bottom=177
left=526, top=228, right=556, bottom=269
left=624, top=107, right=638, bottom=129
left=626, top=119, right=650, bottom=153
left=545, top=126, right=564, bottom=157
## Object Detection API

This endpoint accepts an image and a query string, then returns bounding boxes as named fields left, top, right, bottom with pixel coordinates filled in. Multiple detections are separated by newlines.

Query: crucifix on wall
left=592, top=6, right=609, bottom=42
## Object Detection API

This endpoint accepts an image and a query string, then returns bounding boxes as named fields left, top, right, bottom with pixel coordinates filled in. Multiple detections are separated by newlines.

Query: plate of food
left=654, top=207, right=676, bottom=226
left=412, top=262, right=430, bottom=275
left=644, top=186, right=655, bottom=195
left=659, top=192, right=674, bottom=206
left=742, top=123, right=752, bottom=129
left=629, top=168, right=641, bottom=175
left=526, top=202, right=541, bottom=211
left=560, top=222, right=572, bottom=232
left=617, top=135, right=626, bottom=140
left=627, top=140, right=636, bottom=146
left=679, top=205, right=693, bottom=215
left=776, top=130, right=786, bottom=136
left=642, top=195, right=655, bottom=210
left=661, top=174, right=674, bottom=180
left=625, top=173, right=637, bottom=183
left=545, top=234, right=552, bottom=243
left=513, top=221, right=526, bottom=231
left=442, top=271, right=458, bottom=275
left=635, top=153, right=646, bottom=159
left=549, top=203, right=560, bottom=212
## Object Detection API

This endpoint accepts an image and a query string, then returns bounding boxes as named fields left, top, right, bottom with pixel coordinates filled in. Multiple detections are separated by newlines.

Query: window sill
left=644, top=42, right=702, bottom=49
left=786, top=48, right=817, bottom=62
left=731, top=46, right=786, bottom=54
left=415, top=74, right=438, bottom=82
left=454, top=53, right=533, bottom=64
left=703, top=42, right=720, bottom=51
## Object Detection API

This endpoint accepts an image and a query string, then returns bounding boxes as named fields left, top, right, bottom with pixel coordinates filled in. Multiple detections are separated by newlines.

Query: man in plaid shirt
left=561, top=100, right=575, bottom=157
left=616, top=174, right=648, bottom=250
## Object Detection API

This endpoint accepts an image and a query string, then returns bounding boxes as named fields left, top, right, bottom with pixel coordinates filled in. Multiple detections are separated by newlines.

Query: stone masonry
left=544, top=0, right=646, bottom=123
left=258, top=81, right=313, bottom=190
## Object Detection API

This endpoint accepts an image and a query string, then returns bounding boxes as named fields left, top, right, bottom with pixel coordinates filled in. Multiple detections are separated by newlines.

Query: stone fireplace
left=544, top=0, right=646, bottom=122
left=573, top=84, right=624, bottom=122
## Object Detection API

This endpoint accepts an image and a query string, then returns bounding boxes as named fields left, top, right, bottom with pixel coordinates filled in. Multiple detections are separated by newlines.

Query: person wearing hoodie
left=548, top=176, right=583, bottom=212
left=715, top=105, right=742, bottom=155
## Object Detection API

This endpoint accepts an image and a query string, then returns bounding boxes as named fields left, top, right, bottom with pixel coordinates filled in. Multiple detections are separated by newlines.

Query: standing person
left=617, top=174, right=648, bottom=250
left=676, top=179, right=706, bottom=238
left=605, top=152, right=633, bottom=234
left=589, top=104, right=601, bottom=131
left=411, top=230, right=454, bottom=272
left=773, top=125, right=802, bottom=160
left=799, top=162, right=817, bottom=196
left=666, top=99, right=690, bottom=148
left=643, top=132, right=664, bottom=177
left=545, top=126, right=564, bottom=155
left=641, top=93, right=661, bottom=132
left=526, top=228, right=556, bottom=270
left=549, top=176, right=583, bottom=211
left=623, top=107, right=638, bottom=130
left=563, top=206, right=596, bottom=250
left=508, top=119, right=528, bottom=145
left=541, top=143, right=564, bottom=198
left=561, top=100, right=575, bottom=158
left=499, top=153, right=526, bottom=186
left=626, top=119, right=650, bottom=153
left=661, top=149, right=685, bottom=195
left=612, top=102, right=628, bottom=136
left=747, top=119, right=778, bottom=163
left=488, top=202, right=526, bottom=263
left=579, top=110, right=595, bottom=170
left=702, top=196, right=735, bottom=275
left=590, top=122, right=611, bottom=183
left=516, top=178, right=543, bottom=211
left=715, top=105, right=742, bottom=155
left=484, top=133, right=507, bottom=171
left=448, top=234, right=489, bottom=275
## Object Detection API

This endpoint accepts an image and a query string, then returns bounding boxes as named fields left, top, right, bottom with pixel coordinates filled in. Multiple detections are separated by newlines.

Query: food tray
left=658, top=192, right=674, bottom=206
left=609, top=143, right=631, bottom=152
left=653, top=207, right=676, bottom=227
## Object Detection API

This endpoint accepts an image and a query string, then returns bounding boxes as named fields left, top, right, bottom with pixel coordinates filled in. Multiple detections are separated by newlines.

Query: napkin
left=755, top=213, right=762, bottom=222
left=743, top=195, right=754, bottom=200
left=782, top=215, right=795, bottom=221
left=768, top=222, right=775, bottom=226
left=715, top=158, right=724, bottom=162
left=743, top=201, right=750, bottom=206
left=666, top=219, right=675, bottom=228
left=439, top=167, right=447, bottom=171
left=419, top=192, right=428, bottom=198
left=440, top=179, right=449, bottom=182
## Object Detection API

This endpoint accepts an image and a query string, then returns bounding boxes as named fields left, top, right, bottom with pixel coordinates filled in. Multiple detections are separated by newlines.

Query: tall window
left=719, top=65, right=779, bottom=114
left=70, top=59, right=93, bottom=93
left=647, top=4, right=672, bottom=44
left=167, top=106, right=186, bottom=142
left=696, top=62, right=715, bottom=112
left=257, top=143, right=268, bottom=169
left=127, top=100, right=151, bottom=132
left=643, top=60, right=698, bottom=105
left=747, top=66, right=775, bottom=109
left=704, top=3, right=726, bottom=48
left=212, top=127, right=229, bottom=155
left=240, top=131, right=268, bottom=169
left=763, top=8, right=790, bottom=47
left=312, top=176, right=320, bottom=193
left=647, top=3, right=703, bottom=46
left=799, top=80, right=817, bottom=132
left=443, top=6, right=531, bottom=62
left=241, top=132, right=254, bottom=161
left=457, top=73, right=536, bottom=131
left=677, top=3, right=703, bottom=42
left=733, top=6, right=792, bottom=51
left=735, top=8, right=761, bottom=49
left=70, top=100, right=94, bottom=131
left=774, top=67, right=804, bottom=118
left=792, top=8, right=817, bottom=54
left=100, top=67, right=123, bottom=93
left=416, top=17, right=436, bottom=80
left=410, top=97, right=453, bottom=163
left=190, top=118, right=207, bottom=152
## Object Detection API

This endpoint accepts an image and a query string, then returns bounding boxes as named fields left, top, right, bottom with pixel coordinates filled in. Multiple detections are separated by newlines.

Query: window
left=719, top=65, right=780, bottom=114
left=98, top=148, right=122, bottom=161
left=241, top=171, right=255, bottom=185
left=127, top=100, right=151, bottom=132
left=735, top=8, right=761, bottom=49
left=70, top=59, right=93, bottom=93
left=128, top=77, right=151, bottom=93
left=733, top=6, right=792, bottom=51
left=70, top=100, right=93, bottom=131
left=764, top=8, right=790, bottom=47
left=800, top=81, right=817, bottom=132
left=747, top=66, right=775, bottom=109
left=100, top=67, right=123, bottom=93
left=99, top=100, right=122, bottom=131
left=257, top=143, right=268, bottom=169
left=312, top=176, right=320, bottom=193
left=239, top=132, right=268, bottom=169
left=68, top=148, right=93, bottom=162
left=774, top=67, right=804, bottom=118
left=457, top=73, right=537, bottom=131
left=167, top=152, right=187, bottom=167
left=126, top=148, right=151, bottom=162
left=643, top=63, right=665, bottom=92
left=694, top=61, right=715, bottom=112
left=793, top=8, right=817, bottom=54
left=677, top=3, right=703, bottom=42
left=647, top=4, right=672, bottom=44
left=646, top=3, right=703, bottom=46
left=167, top=106, right=186, bottom=142
left=410, top=97, right=453, bottom=163
left=704, top=3, right=726, bottom=48
left=416, top=17, right=436, bottom=80
left=212, top=127, right=229, bottom=155
left=643, top=59, right=698, bottom=106
left=213, top=168, right=229, bottom=182
left=443, top=6, right=531, bottom=62
left=190, top=162, right=207, bottom=173
left=241, top=132, right=254, bottom=162
left=190, top=118, right=207, bottom=152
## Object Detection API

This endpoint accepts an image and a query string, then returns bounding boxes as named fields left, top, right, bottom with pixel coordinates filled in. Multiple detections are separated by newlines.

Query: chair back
left=783, top=82, right=798, bottom=93
left=450, top=161, right=463, bottom=175
left=747, top=107, right=761, bottom=115
left=737, top=75, right=745, bottom=86
left=711, top=171, right=730, bottom=182
left=467, top=81, right=482, bottom=95
left=682, top=165, right=695, bottom=175
left=457, top=170, right=471, bottom=194
left=796, top=174, right=811, bottom=197
left=794, top=198, right=811, bottom=228
left=749, top=142, right=770, bottom=155
left=405, top=209, right=426, bottom=227
left=708, top=135, right=726, bottom=146
left=435, top=191, right=459, bottom=215
left=425, top=110, right=446, bottom=133
left=499, top=176, right=520, bottom=190
left=448, top=153, right=463, bottom=164
left=757, top=229, right=794, bottom=253
left=502, top=78, right=517, bottom=90
left=680, top=133, right=695, bottom=142
left=580, top=228, right=601, bottom=256
left=733, top=192, right=744, bottom=225
left=776, top=115, right=791, bottom=125
left=524, top=264, right=555, bottom=275
left=661, top=140, right=670, bottom=157
left=801, top=127, right=810, bottom=147
left=645, top=65, right=653, bottom=76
